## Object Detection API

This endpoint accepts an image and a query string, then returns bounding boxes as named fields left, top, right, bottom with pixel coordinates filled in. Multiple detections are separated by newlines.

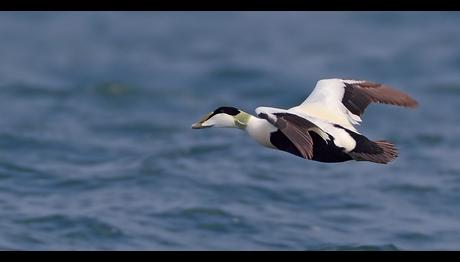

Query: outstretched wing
left=339, top=80, right=418, bottom=116
left=257, top=110, right=321, bottom=159
left=290, top=79, right=418, bottom=130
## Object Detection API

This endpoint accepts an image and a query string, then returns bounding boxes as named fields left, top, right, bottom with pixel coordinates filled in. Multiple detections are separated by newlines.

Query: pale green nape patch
left=234, top=111, right=251, bottom=129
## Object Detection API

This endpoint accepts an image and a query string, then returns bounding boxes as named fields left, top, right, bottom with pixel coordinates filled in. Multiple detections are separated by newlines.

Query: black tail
left=374, top=140, right=399, bottom=163
left=348, top=139, right=398, bottom=164
left=332, top=124, right=399, bottom=164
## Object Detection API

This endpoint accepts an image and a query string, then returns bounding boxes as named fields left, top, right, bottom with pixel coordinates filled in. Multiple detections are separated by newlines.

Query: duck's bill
left=191, top=112, right=213, bottom=129
left=191, top=122, right=213, bottom=129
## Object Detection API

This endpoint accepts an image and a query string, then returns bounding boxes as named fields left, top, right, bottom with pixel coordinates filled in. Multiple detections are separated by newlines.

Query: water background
left=0, top=11, right=460, bottom=250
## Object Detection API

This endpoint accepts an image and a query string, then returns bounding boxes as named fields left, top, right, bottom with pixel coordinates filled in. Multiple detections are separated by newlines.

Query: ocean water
left=0, top=11, right=460, bottom=250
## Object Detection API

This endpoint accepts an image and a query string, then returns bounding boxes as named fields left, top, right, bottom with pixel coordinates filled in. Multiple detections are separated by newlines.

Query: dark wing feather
left=343, top=81, right=418, bottom=117
left=258, top=112, right=318, bottom=159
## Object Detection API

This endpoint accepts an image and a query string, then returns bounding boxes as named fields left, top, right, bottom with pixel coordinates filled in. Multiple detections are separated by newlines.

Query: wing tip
left=407, top=97, right=419, bottom=108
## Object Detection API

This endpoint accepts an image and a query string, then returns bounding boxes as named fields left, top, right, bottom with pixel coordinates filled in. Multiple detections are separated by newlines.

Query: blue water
left=0, top=11, right=460, bottom=250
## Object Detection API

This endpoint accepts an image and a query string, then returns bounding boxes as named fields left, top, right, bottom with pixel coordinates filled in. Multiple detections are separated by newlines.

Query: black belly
left=269, top=130, right=352, bottom=163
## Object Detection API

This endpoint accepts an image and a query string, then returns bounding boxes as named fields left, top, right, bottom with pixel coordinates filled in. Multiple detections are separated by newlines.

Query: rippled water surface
left=1, top=11, right=460, bottom=250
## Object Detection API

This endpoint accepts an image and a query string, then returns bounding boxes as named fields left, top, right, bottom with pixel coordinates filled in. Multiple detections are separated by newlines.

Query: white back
left=289, top=79, right=363, bottom=131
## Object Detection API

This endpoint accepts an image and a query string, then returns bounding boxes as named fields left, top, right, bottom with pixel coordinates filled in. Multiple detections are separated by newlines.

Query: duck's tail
left=348, top=139, right=399, bottom=164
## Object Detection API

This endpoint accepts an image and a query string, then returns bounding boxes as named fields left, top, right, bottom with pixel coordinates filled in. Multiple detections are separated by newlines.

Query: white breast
left=245, top=116, right=277, bottom=149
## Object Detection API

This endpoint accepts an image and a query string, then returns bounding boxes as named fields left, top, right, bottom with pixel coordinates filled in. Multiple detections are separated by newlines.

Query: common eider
left=192, top=78, right=418, bottom=164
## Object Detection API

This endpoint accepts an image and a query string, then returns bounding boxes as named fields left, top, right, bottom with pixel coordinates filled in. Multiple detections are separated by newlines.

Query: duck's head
left=192, top=106, right=250, bottom=129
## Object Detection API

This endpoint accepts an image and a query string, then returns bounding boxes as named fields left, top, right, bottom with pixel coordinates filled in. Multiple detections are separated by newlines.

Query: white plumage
left=290, top=79, right=365, bottom=131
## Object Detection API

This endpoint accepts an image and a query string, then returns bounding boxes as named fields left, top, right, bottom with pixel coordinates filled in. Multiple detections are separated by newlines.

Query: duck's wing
left=290, top=79, right=418, bottom=129
left=256, top=108, right=324, bottom=160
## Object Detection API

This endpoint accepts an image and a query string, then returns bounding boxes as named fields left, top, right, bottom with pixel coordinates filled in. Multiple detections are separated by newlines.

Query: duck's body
left=244, top=109, right=354, bottom=163
left=192, top=78, right=417, bottom=164
left=245, top=115, right=349, bottom=162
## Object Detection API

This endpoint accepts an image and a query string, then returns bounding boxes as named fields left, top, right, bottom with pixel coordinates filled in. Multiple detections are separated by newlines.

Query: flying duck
left=192, top=78, right=418, bottom=164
